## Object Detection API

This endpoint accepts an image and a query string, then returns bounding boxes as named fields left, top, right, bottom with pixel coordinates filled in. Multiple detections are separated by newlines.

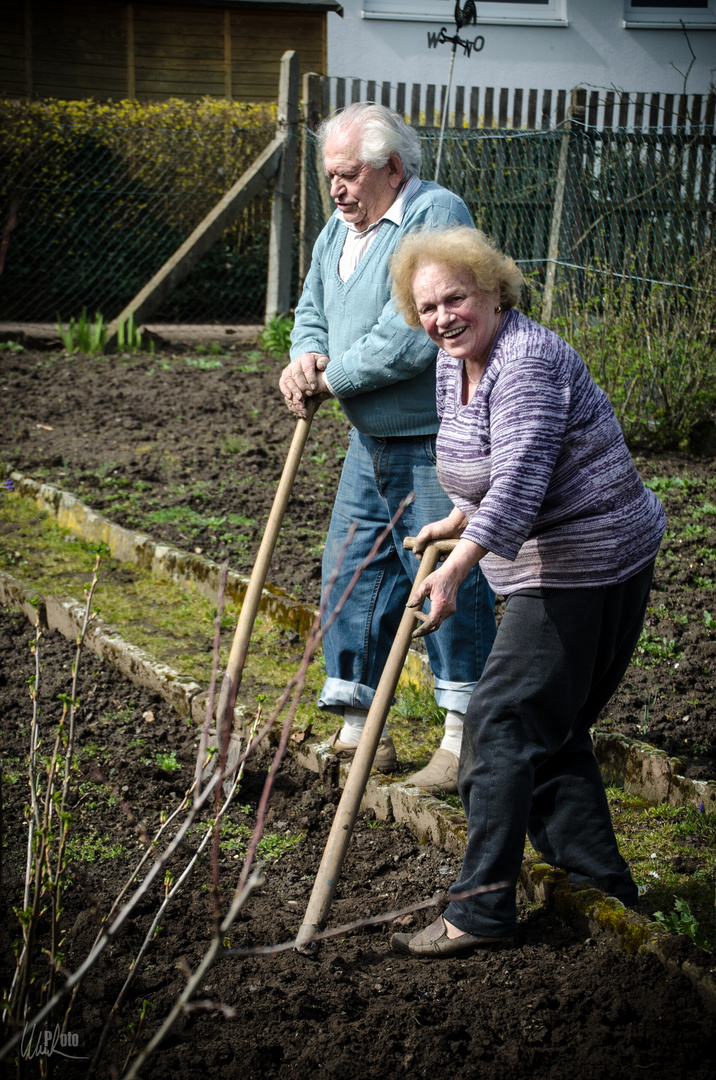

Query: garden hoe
left=214, top=394, right=325, bottom=739
left=295, top=536, right=459, bottom=956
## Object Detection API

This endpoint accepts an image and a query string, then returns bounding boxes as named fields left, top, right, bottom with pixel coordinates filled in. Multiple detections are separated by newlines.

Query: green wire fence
left=0, top=97, right=714, bottom=325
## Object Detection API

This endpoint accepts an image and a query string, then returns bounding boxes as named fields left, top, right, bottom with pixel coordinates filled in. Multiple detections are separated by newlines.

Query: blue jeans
left=444, top=562, right=655, bottom=939
left=319, top=430, right=496, bottom=716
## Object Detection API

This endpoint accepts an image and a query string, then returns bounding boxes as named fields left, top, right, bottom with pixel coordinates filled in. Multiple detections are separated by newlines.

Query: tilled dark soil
left=1, top=346, right=714, bottom=780
left=0, top=608, right=713, bottom=1080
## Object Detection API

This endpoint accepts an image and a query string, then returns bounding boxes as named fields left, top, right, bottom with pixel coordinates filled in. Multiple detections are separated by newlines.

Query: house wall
left=326, top=0, right=716, bottom=107
left=0, top=0, right=326, bottom=102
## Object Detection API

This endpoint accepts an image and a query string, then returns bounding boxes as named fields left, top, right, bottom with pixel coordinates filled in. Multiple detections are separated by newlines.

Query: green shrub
left=0, top=98, right=276, bottom=322
left=544, top=249, right=716, bottom=451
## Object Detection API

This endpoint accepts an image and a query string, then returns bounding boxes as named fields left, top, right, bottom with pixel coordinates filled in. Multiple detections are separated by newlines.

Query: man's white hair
left=318, top=102, right=422, bottom=179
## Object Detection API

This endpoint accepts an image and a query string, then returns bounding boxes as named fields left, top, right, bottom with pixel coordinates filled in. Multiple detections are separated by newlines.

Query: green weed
left=57, top=308, right=107, bottom=354
left=390, top=682, right=445, bottom=727
left=633, top=631, right=681, bottom=667
left=218, top=819, right=303, bottom=861
left=260, top=315, right=293, bottom=359
left=66, top=831, right=127, bottom=863
left=222, top=434, right=251, bottom=455
left=1, top=758, right=22, bottom=784
left=644, top=475, right=699, bottom=497
left=653, top=897, right=711, bottom=952
left=154, top=751, right=181, bottom=773
left=239, top=349, right=264, bottom=373
left=257, top=832, right=303, bottom=860
left=77, top=781, right=118, bottom=809
left=185, top=356, right=223, bottom=370
left=116, top=311, right=143, bottom=353
left=195, top=342, right=228, bottom=357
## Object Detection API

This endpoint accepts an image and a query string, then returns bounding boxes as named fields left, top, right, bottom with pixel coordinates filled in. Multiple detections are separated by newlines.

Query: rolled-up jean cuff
left=433, top=679, right=478, bottom=714
left=318, top=678, right=376, bottom=716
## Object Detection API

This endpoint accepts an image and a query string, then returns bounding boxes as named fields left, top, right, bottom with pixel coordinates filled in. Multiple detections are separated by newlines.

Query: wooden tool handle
left=294, top=541, right=445, bottom=955
left=403, top=536, right=460, bottom=554
left=215, top=396, right=322, bottom=730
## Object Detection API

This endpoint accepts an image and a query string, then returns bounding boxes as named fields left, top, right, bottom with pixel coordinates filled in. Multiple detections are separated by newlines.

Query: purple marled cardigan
left=435, top=309, right=665, bottom=594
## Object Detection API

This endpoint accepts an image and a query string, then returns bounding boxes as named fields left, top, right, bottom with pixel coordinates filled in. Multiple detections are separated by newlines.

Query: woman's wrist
left=444, top=537, right=486, bottom=584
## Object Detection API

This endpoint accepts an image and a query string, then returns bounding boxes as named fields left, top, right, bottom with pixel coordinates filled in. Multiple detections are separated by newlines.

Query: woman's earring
left=495, top=305, right=502, bottom=313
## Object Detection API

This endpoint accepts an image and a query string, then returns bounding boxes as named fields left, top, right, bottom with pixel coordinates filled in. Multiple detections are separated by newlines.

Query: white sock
left=439, top=709, right=464, bottom=757
left=339, top=706, right=388, bottom=745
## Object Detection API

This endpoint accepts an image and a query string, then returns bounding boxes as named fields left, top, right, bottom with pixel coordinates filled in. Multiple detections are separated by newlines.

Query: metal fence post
left=265, top=50, right=300, bottom=323
left=542, top=87, right=586, bottom=324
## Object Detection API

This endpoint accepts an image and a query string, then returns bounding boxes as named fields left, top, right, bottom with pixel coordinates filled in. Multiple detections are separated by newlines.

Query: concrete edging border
left=8, top=471, right=316, bottom=636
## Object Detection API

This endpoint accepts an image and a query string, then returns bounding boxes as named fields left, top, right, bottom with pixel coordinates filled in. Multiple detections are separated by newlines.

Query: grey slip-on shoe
left=391, top=915, right=515, bottom=958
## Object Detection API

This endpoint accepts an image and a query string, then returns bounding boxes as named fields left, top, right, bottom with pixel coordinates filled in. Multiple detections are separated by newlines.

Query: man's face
left=324, top=132, right=403, bottom=232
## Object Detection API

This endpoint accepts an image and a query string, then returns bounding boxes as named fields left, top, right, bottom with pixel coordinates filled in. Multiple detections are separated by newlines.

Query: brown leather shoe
left=327, top=730, right=397, bottom=773
left=391, top=915, right=514, bottom=958
left=405, top=748, right=459, bottom=794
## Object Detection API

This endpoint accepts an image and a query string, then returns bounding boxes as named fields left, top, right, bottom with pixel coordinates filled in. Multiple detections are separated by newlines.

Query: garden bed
left=0, top=607, right=714, bottom=1080
left=1, top=340, right=716, bottom=1077
left=1, top=342, right=715, bottom=781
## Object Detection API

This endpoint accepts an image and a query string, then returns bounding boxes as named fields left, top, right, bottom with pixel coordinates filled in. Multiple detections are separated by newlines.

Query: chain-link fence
left=0, top=101, right=277, bottom=324
left=419, top=122, right=715, bottom=306
left=1, top=99, right=714, bottom=326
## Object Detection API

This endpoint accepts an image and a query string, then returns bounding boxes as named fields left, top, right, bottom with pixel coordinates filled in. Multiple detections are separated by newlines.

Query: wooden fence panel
left=31, top=0, right=127, bottom=99
left=484, top=86, right=494, bottom=128
left=527, top=88, right=537, bottom=130
left=469, top=86, right=479, bottom=127
left=0, top=0, right=28, bottom=97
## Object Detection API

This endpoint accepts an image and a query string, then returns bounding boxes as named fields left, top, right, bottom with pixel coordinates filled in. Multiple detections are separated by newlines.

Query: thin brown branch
left=224, top=880, right=512, bottom=957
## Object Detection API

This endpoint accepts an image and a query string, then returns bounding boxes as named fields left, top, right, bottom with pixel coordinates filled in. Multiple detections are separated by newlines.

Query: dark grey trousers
left=444, top=561, right=655, bottom=938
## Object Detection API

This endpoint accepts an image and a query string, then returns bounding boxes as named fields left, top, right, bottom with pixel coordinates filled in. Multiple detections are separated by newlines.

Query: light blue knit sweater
left=290, top=181, right=473, bottom=438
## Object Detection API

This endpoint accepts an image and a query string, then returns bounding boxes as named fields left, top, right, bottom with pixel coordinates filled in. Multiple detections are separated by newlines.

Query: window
left=361, top=0, right=568, bottom=25
left=624, top=0, right=716, bottom=27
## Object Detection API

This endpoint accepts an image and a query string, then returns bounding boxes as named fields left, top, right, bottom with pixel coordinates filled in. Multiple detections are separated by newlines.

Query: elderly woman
left=388, top=227, right=666, bottom=957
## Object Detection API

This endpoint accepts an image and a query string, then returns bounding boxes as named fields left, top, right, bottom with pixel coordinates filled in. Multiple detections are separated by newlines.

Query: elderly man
left=279, top=103, right=496, bottom=792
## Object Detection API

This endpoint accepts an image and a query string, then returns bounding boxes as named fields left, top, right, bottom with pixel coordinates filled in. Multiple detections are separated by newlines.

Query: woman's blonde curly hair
left=390, top=226, right=524, bottom=328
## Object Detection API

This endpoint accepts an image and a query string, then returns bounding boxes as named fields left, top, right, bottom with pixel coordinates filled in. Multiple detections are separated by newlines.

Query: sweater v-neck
left=330, top=217, right=396, bottom=292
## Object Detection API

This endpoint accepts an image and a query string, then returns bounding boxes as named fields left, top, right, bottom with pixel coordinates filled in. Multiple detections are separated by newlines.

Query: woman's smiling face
left=411, top=263, right=502, bottom=368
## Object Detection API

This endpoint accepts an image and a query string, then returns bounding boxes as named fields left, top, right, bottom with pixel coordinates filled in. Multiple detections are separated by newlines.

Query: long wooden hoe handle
left=215, top=395, right=323, bottom=732
left=295, top=537, right=458, bottom=955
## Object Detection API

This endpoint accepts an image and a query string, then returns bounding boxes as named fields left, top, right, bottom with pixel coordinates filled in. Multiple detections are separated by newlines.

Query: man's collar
left=338, top=174, right=422, bottom=234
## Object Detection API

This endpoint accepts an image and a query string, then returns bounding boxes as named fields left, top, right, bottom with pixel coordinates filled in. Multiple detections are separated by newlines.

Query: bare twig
left=194, top=559, right=229, bottom=793
left=225, top=880, right=512, bottom=957
left=120, top=871, right=263, bottom=1080
left=2, top=490, right=418, bottom=1073
left=669, top=21, right=697, bottom=97
left=4, top=559, right=100, bottom=1037
left=86, top=710, right=259, bottom=1078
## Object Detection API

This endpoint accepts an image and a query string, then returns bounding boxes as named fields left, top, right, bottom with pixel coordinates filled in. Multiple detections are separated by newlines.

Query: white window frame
left=623, top=0, right=716, bottom=28
left=361, top=0, right=568, bottom=26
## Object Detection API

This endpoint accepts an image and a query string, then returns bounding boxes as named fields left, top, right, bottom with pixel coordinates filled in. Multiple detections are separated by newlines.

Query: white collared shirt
left=337, top=174, right=422, bottom=282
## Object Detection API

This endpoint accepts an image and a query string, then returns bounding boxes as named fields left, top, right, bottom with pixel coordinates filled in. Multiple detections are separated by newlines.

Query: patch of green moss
left=1, top=493, right=446, bottom=765
left=0, top=493, right=324, bottom=726
left=606, top=789, right=715, bottom=951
